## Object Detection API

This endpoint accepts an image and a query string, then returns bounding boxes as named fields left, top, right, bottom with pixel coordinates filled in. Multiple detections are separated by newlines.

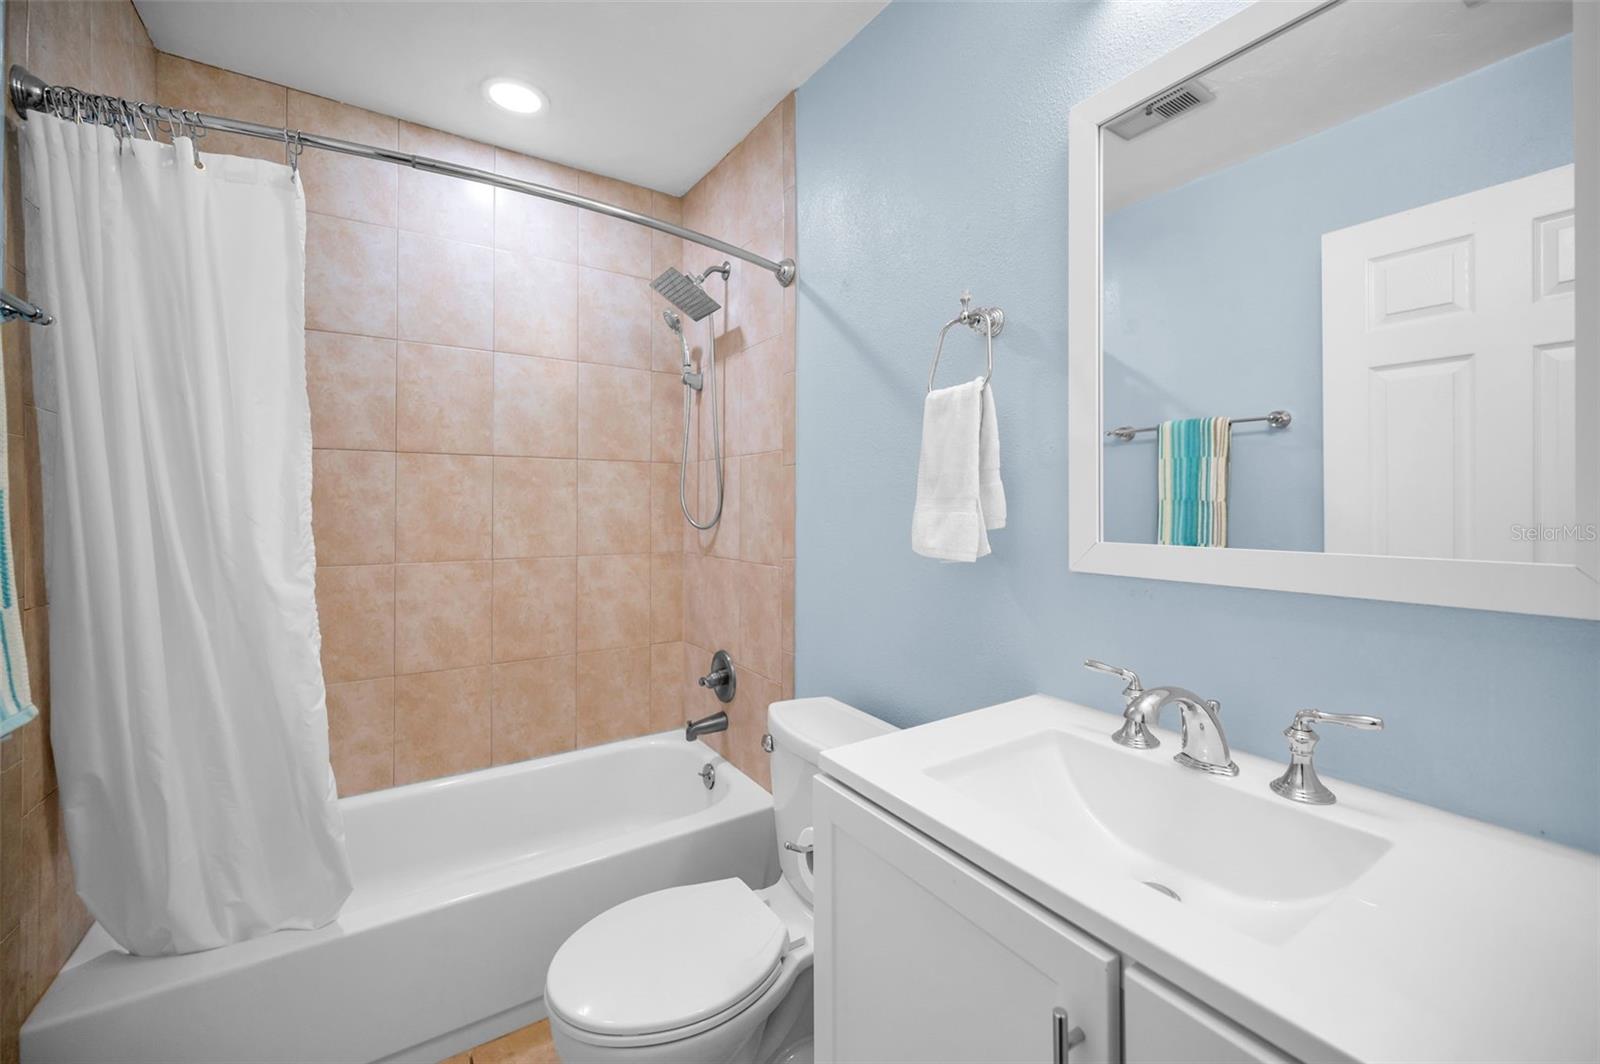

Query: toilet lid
left=546, top=878, right=789, bottom=1039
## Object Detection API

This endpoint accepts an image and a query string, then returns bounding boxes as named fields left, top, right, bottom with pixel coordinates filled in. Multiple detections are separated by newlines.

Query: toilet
left=545, top=697, right=896, bottom=1064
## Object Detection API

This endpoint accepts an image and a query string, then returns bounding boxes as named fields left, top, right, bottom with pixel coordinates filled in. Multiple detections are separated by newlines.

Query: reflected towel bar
left=1106, top=409, right=1291, bottom=441
left=0, top=290, right=52, bottom=326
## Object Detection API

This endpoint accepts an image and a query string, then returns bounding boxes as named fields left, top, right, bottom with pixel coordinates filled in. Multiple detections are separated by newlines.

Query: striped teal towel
left=1157, top=417, right=1231, bottom=548
left=0, top=335, right=35, bottom=739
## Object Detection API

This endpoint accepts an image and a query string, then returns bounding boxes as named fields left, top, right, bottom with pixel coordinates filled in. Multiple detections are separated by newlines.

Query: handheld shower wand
left=653, top=264, right=731, bottom=531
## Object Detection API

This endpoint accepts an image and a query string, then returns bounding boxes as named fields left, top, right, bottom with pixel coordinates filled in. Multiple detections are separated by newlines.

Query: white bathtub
left=21, top=734, right=775, bottom=1064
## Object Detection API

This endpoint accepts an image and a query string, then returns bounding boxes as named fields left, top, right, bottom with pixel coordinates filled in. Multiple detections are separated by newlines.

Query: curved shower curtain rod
left=7, top=64, right=797, bottom=289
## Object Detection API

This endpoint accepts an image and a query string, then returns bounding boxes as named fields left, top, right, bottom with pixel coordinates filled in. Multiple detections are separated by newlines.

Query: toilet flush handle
left=783, top=840, right=813, bottom=855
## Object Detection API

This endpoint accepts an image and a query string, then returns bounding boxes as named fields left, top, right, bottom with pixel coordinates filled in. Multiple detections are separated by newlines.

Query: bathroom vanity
left=812, top=696, right=1600, bottom=1063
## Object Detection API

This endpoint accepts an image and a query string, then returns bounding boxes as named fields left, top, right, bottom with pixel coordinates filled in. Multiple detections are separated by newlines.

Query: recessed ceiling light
left=483, top=77, right=546, bottom=116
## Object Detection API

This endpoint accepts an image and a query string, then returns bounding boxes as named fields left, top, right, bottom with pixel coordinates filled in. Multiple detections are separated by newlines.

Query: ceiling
left=1103, top=0, right=1573, bottom=211
left=134, top=1, right=887, bottom=195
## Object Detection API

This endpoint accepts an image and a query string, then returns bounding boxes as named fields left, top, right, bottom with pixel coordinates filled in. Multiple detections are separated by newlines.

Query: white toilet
left=545, top=697, right=896, bottom=1064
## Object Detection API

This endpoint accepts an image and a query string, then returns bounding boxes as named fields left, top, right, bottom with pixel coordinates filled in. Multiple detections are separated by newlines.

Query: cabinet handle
left=1052, top=1006, right=1086, bottom=1063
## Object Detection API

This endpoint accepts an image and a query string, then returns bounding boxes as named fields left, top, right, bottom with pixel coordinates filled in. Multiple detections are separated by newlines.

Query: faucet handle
left=1291, top=709, right=1383, bottom=732
left=1271, top=709, right=1382, bottom=805
left=1084, top=659, right=1142, bottom=695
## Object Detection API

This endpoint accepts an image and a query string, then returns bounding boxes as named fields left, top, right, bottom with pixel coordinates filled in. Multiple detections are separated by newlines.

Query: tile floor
left=442, top=1019, right=561, bottom=1064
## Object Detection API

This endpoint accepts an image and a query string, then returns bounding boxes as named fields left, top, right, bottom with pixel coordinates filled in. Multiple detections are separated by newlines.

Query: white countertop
left=820, top=694, right=1600, bottom=1064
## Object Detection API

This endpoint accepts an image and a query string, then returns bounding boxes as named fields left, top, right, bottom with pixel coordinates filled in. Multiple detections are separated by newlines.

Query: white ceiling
left=133, top=0, right=887, bottom=195
left=1104, top=0, right=1573, bottom=211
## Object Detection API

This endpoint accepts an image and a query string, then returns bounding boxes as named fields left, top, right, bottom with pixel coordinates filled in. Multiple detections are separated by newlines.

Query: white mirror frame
left=1068, top=0, right=1600, bottom=620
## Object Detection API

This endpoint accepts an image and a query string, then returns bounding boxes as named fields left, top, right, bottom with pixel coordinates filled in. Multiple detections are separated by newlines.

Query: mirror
left=1069, top=0, right=1598, bottom=618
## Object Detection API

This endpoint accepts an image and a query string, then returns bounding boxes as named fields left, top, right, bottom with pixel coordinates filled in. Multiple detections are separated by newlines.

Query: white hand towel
left=979, top=382, right=1006, bottom=530
left=913, top=377, right=1004, bottom=561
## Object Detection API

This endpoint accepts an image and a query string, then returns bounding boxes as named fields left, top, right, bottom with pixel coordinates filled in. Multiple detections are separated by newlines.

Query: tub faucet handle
left=697, top=649, right=737, bottom=703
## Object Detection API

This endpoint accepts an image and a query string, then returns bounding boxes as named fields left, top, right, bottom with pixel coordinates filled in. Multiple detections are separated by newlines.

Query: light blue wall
left=795, top=2, right=1600, bottom=852
left=1103, top=37, right=1573, bottom=549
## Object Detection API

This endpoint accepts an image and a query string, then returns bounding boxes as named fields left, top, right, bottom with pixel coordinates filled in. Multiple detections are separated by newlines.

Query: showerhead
left=651, top=267, right=722, bottom=322
left=662, top=309, right=682, bottom=334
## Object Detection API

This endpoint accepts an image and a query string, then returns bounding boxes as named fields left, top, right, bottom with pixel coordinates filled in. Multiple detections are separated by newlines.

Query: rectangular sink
left=925, top=728, right=1392, bottom=944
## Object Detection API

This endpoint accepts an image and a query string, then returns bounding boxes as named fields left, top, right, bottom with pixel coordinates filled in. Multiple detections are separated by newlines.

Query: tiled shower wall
left=0, top=0, right=795, bottom=1050
left=678, top=102, right=798, bottom=788
left=0, top=1, right=152, bottom=1058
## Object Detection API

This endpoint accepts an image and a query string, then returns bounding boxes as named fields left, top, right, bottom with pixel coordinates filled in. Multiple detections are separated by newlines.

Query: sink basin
left=925, top=728, right=1392, bottom=944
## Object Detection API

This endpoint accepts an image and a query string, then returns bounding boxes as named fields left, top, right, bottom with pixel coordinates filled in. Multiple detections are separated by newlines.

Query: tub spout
left=685, top=711, right=729, bottom=741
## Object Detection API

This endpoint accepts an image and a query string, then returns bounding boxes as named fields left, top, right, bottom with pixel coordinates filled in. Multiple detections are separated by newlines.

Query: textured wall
left=795, top=0, right=1600, bottom=852
left=1, top=3, right=154, bottom=1055
left=1103, top=36, right=1573, bottom=550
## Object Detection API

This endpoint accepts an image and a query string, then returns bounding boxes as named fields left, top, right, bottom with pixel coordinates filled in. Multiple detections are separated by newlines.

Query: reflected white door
left=1323, top=165, right=1575, bottom=562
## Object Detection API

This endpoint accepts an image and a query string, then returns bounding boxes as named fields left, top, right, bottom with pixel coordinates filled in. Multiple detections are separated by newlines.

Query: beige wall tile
left=726, top=336, right=786, bottom=456
left=326, top=678, right=394, bottom=796
left=726, top=668, right=778, bottom=788
left=576, top=460, right=650, bottom=556
left=473, top=1017, right=562, bottom=1064
left=493, top=353, right=577, bottom=458
left=88, top=0, right=155, bottom=102
left=737, top=562, right=782, bottom=681
left=492, top=557, right=576, bottom=662
left=576, top=554, right=649, bottom=652
left=495, top=151, right=579, bottom=265
left=492, top=457, right=576, bottom=558
left=311, top=449, right=395, bottom=565
left=576, top=363, right=650, bottom=461
left=649, top=642, right=684, bottom=734
left=577, top=268, right=651, bottom=370
left=395, top=453, right=491, bottom=562
left=651, top=553, right=683, bottom=645
left=576, top=647, right=651, bottom=747
left=288, top=91, right=399, bottom=226
left=316, top=564, right=395, bottom=683
left=650, top=372, right=684, bottom=463
left=397, top=122, right=494, bottom=245
left=306, top=214, right=398, bottom=339
left=649, top=462, right=682, bottom=554
left=395, top=666, right=491, bottom=784
left=740, top=452, right=792, bottom=565
left=493, top=251, right=577, bottom=360
left=394, top=561, right=492, bottom=674
left=306, top=332, right=396, bottom=451
left=155, top=55, right=286, bottom=162
left=492, top=657, right=577, bottom=764
left=396, top=342, right=493, bottom=454
left=398, top=233, right=493, bottom=350
left=720, top=224, right=784, bottom=353
left=26, top=0, right=91, bottom=91
left=577, top=174, right=653, bottom=278
left=781, top=558, right=795, bottom=655
left=683, top=553, right=739, bottom=661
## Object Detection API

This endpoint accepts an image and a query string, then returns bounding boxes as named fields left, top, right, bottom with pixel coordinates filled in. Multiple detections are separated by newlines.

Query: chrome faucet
left=1084, top=660, right=1239, bottom=777
left=1268, top=709, right=1383, bottom=805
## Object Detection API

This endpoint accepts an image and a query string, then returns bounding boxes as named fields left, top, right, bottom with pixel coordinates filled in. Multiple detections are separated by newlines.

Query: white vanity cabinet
left=814, top=776, right=1302, bottom=1064
left=814, top=777, right=1121, bottom=1063
left=1123, top=966, right=1295, bottom=1064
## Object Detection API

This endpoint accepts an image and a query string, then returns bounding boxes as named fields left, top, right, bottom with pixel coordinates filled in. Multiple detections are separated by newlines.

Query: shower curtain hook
left=284, top=129, right=303, bottom=182
left=186, top=110, right=205, bottom=170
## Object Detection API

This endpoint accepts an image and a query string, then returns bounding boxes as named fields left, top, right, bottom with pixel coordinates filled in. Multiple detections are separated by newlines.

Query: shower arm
left=7, top=65, right=797, bottom=290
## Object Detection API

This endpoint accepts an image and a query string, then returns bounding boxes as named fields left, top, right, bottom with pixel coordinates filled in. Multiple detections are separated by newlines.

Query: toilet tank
left=767, top=697, right=897, bottom=904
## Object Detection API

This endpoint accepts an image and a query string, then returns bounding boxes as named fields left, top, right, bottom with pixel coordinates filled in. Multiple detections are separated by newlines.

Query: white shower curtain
left=21, top=115, right=352, bottom=955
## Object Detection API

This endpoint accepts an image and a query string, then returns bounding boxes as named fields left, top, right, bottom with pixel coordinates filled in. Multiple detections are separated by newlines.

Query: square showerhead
left=651, top=268, right=721, bottom=322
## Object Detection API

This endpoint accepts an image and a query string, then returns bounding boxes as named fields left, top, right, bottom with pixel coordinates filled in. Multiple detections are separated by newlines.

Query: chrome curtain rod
left=7, top=65, right=796, bottom=289
left=1106, top=409, right=1292, bottom=441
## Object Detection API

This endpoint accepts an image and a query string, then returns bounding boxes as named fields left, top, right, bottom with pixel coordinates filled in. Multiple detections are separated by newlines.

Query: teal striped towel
left=0, top=334, right=35, bottom=739
left=1157, top=417, right=1231, bottom=548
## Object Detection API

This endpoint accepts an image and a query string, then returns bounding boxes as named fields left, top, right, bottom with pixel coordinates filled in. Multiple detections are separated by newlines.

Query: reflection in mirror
left=1101, top=0, right=1577, bottom=563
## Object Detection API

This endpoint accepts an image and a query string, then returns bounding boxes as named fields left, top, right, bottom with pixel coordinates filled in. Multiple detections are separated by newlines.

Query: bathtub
left=20, top=734, right=775, bottom=1064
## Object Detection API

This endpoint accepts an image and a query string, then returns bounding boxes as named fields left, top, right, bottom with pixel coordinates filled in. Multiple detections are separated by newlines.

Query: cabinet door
left=814, top=777, right=1119, bottom=1063
left=1124, top=965, right=1296, bottom=1064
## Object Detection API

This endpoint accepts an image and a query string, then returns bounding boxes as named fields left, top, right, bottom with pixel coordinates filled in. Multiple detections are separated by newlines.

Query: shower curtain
left=21, top=114, right=352, bottom=954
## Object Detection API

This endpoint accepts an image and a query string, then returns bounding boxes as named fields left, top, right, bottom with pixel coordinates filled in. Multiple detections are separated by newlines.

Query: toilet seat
left=546, top=879, right=789, bottom=1046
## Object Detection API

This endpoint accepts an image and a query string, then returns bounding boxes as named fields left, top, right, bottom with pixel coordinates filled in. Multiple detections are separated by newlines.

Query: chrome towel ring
left=928, top=291, right=1005, bottom=393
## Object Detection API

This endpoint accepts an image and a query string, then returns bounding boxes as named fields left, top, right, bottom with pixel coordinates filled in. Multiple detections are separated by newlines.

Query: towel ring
left=927, top=291, right=1005, bottom=393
